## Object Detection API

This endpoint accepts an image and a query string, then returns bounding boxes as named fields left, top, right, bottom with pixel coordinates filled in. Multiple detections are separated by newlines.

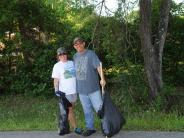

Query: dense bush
left=0, top=0, right=183, bottom=113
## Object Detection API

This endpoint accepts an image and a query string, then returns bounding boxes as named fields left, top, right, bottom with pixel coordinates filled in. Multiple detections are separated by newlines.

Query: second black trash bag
left=99, top=92, right=126, bottom=137
left=58, top=94, right=71, bottom=135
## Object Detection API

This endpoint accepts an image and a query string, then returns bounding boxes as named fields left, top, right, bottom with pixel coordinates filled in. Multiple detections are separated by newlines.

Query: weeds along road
left=0, top=131, right=184, bottom=138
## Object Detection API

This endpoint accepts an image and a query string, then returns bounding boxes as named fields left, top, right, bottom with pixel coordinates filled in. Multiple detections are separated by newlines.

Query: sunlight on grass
left=125, top=111, right=184, bottom=131
left=0, top=96, right=57, bottom=130
left=0, top=96, right=184, bottom=131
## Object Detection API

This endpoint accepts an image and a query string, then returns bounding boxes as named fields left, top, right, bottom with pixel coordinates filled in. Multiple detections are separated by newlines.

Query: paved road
left=0, top=131, right=184, bottom=138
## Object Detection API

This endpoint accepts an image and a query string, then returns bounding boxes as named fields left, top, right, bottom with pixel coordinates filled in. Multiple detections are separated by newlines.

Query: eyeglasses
left=74, top=42, right=82, bottom=46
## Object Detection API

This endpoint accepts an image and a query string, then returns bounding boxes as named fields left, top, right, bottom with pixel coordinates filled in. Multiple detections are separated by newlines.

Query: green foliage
left=8, top=43, right=56, bottom=96
left=0, top=0, right=183, bottom=114
left=150, top=84, right=175, bottom=112
left=0, top=0, right=68, bottom=96
left=171, top=1, right=184, bottom=15
left=163, top=15, right=184, bottom=86
left=104, top=61, right=148, bottom=113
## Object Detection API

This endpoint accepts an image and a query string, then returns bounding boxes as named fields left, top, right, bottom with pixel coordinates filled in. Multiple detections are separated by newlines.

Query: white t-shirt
left=52, top=60, right=76, bottom=95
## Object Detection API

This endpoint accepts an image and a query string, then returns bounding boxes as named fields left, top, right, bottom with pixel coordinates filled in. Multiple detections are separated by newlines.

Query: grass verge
left=0, top=95, right=184, bottom=131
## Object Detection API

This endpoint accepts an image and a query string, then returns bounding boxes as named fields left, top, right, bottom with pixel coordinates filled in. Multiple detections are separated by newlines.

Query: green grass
left=125, top=111, right=184, bottom=131
left=0, top=95, right=184, bottom=131
left=0, top=96, right=58, bottom=130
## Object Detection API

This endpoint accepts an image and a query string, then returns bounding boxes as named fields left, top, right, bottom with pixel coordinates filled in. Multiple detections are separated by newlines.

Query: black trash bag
left=58, top=93, right=71, bottom=134
left=98, top=92, right=126, bottom=137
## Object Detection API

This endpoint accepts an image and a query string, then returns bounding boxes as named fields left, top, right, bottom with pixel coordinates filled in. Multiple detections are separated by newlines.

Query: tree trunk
left=139, top=0, right=170, bottom=101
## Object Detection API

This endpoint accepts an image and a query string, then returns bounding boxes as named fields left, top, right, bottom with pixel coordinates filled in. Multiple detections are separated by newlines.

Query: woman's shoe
left=74, top=127, right=83, bottom=135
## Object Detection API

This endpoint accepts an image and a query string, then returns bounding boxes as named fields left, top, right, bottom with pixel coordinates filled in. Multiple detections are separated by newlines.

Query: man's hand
left=97, top=64, right=106, bottom=88
left=100, top=79, right=106, bottom=87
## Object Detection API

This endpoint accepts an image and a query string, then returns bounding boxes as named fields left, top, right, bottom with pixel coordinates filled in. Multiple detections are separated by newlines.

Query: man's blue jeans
left=79, top=90, right=103, bottom=130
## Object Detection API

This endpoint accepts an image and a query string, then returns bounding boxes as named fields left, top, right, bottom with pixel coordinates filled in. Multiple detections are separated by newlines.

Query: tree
left=139, top=0, right=171, bottom=101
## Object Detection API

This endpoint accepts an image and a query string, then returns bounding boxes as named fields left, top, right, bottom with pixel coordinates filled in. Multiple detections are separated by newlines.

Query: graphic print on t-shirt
left=63, top=66, right=75, bottom=79
left=76, top=56, right=88, bottom=80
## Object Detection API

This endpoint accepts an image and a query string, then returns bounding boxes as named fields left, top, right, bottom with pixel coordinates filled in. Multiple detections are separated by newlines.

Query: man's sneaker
left=82, top=129, right=96, bottom=136
left=74, top=127, right=83, bottom=135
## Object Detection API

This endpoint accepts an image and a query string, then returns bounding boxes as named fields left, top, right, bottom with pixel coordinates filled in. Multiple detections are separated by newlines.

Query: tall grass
left=125, top=111, right=184, bottom=131
left=0, top=95, right=184, bottom=131
left=0, top=96, right=57, bottom=130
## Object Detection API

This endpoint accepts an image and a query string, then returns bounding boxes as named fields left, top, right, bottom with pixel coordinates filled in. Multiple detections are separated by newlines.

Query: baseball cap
left=73, top=37, right=85, bottom=45
left=57, top=47, right=67, bottom=55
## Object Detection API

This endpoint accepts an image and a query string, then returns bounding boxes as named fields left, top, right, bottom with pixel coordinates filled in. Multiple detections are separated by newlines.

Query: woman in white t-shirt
left=52, top=47, right=82, bottom=136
